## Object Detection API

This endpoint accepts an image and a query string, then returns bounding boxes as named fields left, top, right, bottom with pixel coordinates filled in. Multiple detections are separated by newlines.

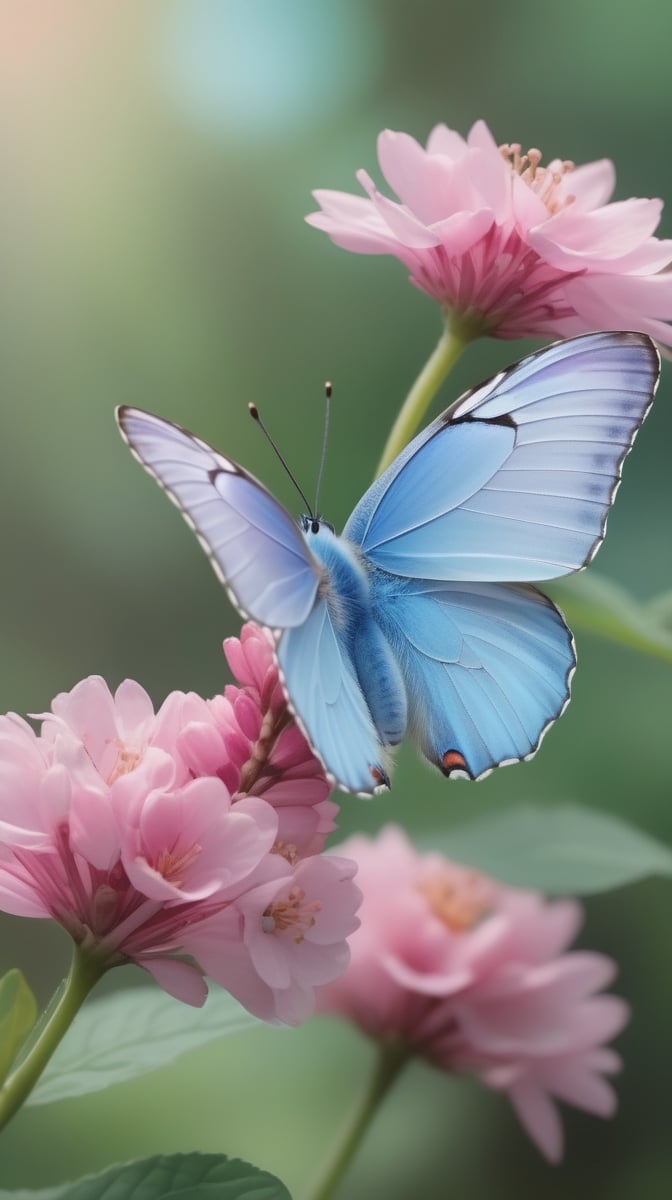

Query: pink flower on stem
left=189, top=852, right=361, bottom=1024
left=0, top=713, right=277, bottom=1006
left=0, top=629, right=358, bottom=1023
left=307, top=119, right=672, bottom=345
left=319, top=826, right=629, bottom=1163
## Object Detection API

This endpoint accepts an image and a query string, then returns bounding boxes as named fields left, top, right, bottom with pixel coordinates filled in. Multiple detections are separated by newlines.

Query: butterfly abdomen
left=352, top=617, right=408, bottom=746
left=304, top=524, right=407, bottom=748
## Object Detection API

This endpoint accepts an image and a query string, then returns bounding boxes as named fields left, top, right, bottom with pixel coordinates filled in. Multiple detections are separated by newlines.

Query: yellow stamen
left=155, top=842, right=202, bottom=888
left=263, top=886, right=321, bottom=943
left=106, top=739, right=142, bottom=785
left=418, top=870, right=492, bottom=932
left=272, top=840, right=299, bottom=865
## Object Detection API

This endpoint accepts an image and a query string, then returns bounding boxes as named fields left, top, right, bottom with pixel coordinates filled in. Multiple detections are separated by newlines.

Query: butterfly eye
left=311, top=519, right=320, bottom=534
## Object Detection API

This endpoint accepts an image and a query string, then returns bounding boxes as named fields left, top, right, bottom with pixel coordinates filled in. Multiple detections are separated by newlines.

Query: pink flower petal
left=377, top=131, right=491, bottom=225
left=384, top=954, right=473, bottom=996
left=568, top=159, right=616, bottom=210
left=466, top=119, right=500, bottom=155
left=531, top=198, right=664, bottom=264
left=140, top=957, right=208, bottom=1007
left=69, top=782, right=121, bottom=869
left=306, top=193, right=405, bottom=256
left=355, top=169, right=442, bottom=248
left=114, top=679, right=156, bottom=740
left=426, top=122, right=470, bottom=158
left=508, top=1079, right=564, bottom=1163
left=541, top=1058, right=619, bottom=1116
left=431, top=208, right=495, bottom=255
left=48, top=675, right=117, bottom=743
left=0, top=868, right=52, bottom=917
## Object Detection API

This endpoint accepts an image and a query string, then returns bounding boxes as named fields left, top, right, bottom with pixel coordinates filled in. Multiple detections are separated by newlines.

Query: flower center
left=106, top=739, right=142, bottom=785
left=262, top=886, right=321, bottom=943
left=272, top=840, right=299, bottom=865
left=155, top=841, right=202, bottom=888
left=500, top=143, right=575, bottom=215
left=418, top=870, right=492, bottom=932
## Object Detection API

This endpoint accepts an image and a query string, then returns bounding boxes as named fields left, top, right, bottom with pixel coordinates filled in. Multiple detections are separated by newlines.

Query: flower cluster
left=0, top=624, right=359, bottom=1024
left=307, top=119, right=672, bottom=346
left=319, top=827, right=628, bottom=1162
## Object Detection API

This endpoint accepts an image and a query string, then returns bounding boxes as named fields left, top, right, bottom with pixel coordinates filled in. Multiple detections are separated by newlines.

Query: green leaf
left=27, top=985, right=260, bottom=1107
left=550, top=572, right=672, bottom=666
left=0, top=970, right=38, bottom=1084
left=436, top=804, right=672, bottom=894
left=0, top=1153, right=291, bottom=1199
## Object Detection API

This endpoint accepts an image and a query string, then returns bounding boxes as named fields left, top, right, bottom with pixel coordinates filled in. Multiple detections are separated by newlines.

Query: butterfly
left=116, top=330, right=659, bottom=794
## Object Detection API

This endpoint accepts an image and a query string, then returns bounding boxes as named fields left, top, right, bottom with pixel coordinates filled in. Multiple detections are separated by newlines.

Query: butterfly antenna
left=314, top=381, right=331, bottom=515
left=248, top=403, right=314, bottom=516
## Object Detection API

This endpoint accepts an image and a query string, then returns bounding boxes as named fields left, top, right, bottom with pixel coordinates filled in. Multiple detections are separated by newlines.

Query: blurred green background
left=1, top=1, right=671, bottom=1196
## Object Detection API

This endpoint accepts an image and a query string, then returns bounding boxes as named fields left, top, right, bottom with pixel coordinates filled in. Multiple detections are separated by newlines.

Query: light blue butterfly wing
left=346, top=332, right=659, bottom=582
left=116, top=407, right=321, bottom=628
left=373, top=575, right=575, bottom=780
left=277, top=600, right=389, bottom=794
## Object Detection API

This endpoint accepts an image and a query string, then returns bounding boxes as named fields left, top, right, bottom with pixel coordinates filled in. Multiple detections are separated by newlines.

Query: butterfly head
left=300, top=514, right=335, bottom=536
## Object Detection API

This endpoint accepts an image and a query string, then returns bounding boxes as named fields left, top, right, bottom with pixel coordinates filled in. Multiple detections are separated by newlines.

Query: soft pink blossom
left=319, top=826, right=629, bottom=1162
left=175, top=624, right=338, bottom=859
left=0, top=654, right=359, bottom=1023
left=307, top=119, right=672, bottom=345
left=189, top=852, right=361, bottom=1025
left=0, top=713, right=276, bottom=1006
left=40, top=674, right=187, bottom=791
left=114, top=776, right=277, bottom=903
left=39, top=624, right=338, bottom=861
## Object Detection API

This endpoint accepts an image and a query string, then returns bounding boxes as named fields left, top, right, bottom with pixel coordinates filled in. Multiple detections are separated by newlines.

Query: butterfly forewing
left=116, top=407, right=321, bottom=629
left=348, top=332, right=659, bottom=582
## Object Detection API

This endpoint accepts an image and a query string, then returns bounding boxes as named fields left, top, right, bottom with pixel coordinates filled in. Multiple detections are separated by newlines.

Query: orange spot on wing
left=370, top=765, right=390, bottom=789
left=441, top=750, right=469, bottom=775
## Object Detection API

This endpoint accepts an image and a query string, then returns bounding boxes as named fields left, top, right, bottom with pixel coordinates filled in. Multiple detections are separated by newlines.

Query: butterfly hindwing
left=116, top=407, right=321, bottom=628
left=276, top=599, right=389, bottom=794
left=371, top=573, right=575, bottom=780
left=346, top=332, right=659, bottom=582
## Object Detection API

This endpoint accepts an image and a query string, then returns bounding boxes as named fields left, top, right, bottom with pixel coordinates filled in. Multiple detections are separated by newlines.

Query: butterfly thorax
left=299, top=518, right=372, bottom=634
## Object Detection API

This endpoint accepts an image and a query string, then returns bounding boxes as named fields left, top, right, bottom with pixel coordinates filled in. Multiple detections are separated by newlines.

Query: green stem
left=302, top=1039, right=409, bottom=1200
left=374, top=312, right=477, bottom=478
left=0, top=946, right=106, bottom=1131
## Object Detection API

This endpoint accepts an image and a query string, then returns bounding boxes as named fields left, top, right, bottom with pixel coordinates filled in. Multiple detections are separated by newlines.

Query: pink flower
left=319, top=826, right=629, bottom=1162
left=0, top=659, right=359, bottom=1023
left=307, top=119, right=672, bottom=345
left=0, top=711, right=276, bottom=1006
left=40, top=624, right=338, bottom=861
left=175, top=624, right=338, bottom=859
left=188, top=852, right=361, bottom=1025
left=40, top=674, right=187, bottom=790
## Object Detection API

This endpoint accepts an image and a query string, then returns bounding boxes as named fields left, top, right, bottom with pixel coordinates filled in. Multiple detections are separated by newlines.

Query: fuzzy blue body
left=303, top=523, right=407, bottom=747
